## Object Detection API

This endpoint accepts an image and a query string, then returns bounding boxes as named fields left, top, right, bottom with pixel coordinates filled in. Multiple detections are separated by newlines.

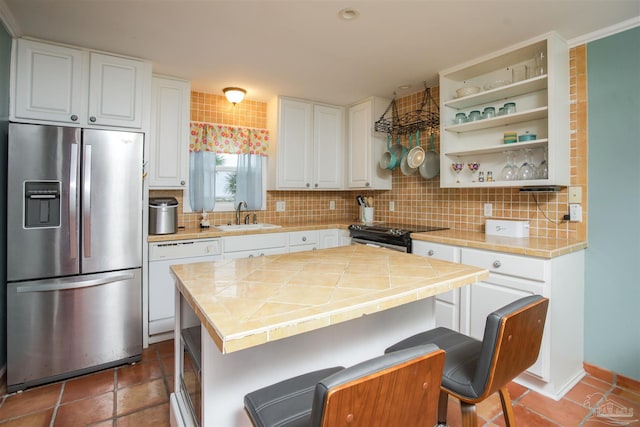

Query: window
left=186, top=122, right=269, bottom=213
left=184, top=154, right=267, bottom=213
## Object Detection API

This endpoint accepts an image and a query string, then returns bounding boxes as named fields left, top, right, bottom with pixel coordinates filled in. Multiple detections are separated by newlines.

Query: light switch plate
left=276, top=201, right=286, bottom=212
left=484, top=203, right=493, bottom=217
left=568, top=186, right=582, bottom=204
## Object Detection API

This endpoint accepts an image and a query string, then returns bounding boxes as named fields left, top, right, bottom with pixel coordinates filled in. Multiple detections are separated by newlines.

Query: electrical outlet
left=484, top=203, right=493, bottom=217
left=329, top=200, right=335, bottom=210
left=276, top=201, right=286, bottom=212
left=389, top=201, right=395, bottom=212
left=569, top=204, right=582, bottom=222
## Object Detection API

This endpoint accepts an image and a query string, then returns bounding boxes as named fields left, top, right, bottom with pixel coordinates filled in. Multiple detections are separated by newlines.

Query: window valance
left=189, top=122, right=269, bottom=156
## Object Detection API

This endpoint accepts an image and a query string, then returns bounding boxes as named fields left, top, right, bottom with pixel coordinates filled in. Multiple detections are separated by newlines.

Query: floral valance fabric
left=189, top=122, right=269, bottom=156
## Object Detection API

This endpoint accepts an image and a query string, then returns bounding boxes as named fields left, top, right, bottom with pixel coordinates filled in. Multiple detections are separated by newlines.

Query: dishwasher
left=148, top=239, right=222, bottom=338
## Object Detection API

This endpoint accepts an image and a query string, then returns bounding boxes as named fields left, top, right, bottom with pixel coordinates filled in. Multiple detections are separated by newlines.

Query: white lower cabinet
left=319, top=229, right=340, bottom=249
left=414, top=240, right=585, bottom=399
left=413, top=241, right=462, bottom=331
left=222, top=233, right=288, bottom=259
left=289, top=230, right=319, bottom=253
left=339, top=229, right=351, bottom=247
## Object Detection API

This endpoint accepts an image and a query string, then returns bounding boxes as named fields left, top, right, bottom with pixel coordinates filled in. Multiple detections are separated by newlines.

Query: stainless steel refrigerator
left=6, top=123, right=143, bottom=392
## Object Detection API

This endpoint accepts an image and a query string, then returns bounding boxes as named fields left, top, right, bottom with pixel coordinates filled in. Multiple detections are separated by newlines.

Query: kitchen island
left=169, top=245, right=488, bottom=427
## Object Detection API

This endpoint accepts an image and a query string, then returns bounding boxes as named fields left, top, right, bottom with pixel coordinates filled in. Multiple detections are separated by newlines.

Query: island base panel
left=175, top=297, right=437, bottom=426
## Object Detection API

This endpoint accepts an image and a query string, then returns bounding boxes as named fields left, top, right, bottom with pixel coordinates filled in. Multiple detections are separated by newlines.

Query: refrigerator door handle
left=15, top=272, right=135, bottom=293
left=69, top=143, right=78, bottom=260
left=83, top=144, right=92, bottom=258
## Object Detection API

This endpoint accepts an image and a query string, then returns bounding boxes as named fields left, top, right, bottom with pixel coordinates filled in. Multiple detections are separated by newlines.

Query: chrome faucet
left=235, top=200, right=248, bottom=225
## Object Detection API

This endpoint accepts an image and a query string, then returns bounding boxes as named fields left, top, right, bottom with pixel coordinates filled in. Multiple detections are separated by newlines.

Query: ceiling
left=1, top=0, right=638, bottom=105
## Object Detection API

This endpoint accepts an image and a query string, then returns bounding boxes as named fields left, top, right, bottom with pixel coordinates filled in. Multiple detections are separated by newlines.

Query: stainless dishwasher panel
left=7, top=269, right=142, bottom=391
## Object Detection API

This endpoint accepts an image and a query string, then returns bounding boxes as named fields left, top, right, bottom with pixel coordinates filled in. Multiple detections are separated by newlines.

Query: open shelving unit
left=439, top=32, right=570, bottom=188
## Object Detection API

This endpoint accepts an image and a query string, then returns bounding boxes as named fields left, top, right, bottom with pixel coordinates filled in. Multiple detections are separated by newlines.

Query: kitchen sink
left=214, top=223, right=282, bottom=232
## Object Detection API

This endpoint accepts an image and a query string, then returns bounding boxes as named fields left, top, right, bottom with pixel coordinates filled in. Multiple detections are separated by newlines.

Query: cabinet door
left=88, top=52, right=144, bottom=128
left=278, top=99, right=313, bottom=188
left=347, top=98, right=391, bottom=190
left=464, top=277, right=548, bottom=379
left=347, top=101, right=371, bottom=188
left=412, top=241, right=462, bottom=331
left=319, top=229, right=340, bottom=249
left=313, top=105, right=344, bottom=189
left=461, top=247, right=548, bottom=379
left=13, top=39, right=84, bottom=124
left=149, top=76, right=190, bottom=188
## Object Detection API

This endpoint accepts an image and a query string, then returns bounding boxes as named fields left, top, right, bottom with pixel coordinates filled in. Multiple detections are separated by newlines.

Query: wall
left=0, top=22, right=10, bottom=371
left=155, top=62, right=587, bottom=241
left=585, top=26, right=640, bottom=380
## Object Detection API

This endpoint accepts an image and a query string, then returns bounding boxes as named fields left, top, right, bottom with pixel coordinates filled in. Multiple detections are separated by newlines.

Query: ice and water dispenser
left=23, top=181, right=61, bottom=228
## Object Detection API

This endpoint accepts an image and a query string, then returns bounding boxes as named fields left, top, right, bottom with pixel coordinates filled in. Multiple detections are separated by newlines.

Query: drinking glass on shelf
left=451, top=161, right=464, bottom=183
left=537, top=149, right=549, bottom=179
left=501, top=151, right=517, bottom=181
left=517, top=149, right=536, bottom=180
left=468, top=161, right=480, bottom=181
left=533, top=50, right=546, bottom=77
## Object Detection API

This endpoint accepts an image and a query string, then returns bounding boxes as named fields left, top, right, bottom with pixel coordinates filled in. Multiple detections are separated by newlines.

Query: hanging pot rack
left=374, top=82, right=440, bottom=136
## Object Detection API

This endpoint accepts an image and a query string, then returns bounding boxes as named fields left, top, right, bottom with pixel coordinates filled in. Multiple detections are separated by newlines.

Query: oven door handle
left=351, top=238, right=408, bottom=253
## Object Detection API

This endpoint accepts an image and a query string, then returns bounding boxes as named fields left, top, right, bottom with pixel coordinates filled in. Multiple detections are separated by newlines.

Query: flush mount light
left=398, top=84, right=412, bottom=90
left=338, top=7, right=360, bottom=20
left=223, top=87, right=246, bottom=105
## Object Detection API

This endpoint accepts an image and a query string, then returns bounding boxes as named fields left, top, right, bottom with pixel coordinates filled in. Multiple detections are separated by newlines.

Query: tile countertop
left=147, top=221, right=351, bottom=242
left=411, top=229, right=587, bottom=259
left=170, top=245, right=488, bottom=354
left=148, top=220, right=587, bottom=259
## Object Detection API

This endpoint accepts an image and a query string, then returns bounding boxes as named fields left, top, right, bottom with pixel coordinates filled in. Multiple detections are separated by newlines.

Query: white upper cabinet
left=268, top=97, right=344, bottom=190
left=347, top=97, right=392, bottom=190
left=13, top=39, right=84, bottom=124
left=148, top=76, right=191, bottom=189
left=314, top=105, right=344, bottom=189
left=439, top=32, right=569, bottom=188
left=12, top=38, right=150, bottom=130
left=87, top=52, right=145, bottom=128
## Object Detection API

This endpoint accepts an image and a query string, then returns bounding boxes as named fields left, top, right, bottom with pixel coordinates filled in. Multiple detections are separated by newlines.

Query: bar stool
left=385, top=295, right=549, bottom=427
left=244, top=344, right=445, bottom=427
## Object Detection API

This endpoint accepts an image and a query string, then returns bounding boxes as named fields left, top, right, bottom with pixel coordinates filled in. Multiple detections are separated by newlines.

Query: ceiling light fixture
left=338, top=7, right=360, bottom=21
left=223, top=87, right=246, bottom=105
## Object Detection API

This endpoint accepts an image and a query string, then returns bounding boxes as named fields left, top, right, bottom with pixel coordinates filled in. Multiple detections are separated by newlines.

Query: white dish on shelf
left=456, top=86, right=481, bottom=98
left=483, top=80, right=511, bottom=90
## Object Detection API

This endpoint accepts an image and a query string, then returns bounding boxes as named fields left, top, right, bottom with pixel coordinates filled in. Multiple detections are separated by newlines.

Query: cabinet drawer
left=223, top=233, right=287, bottom=253
left=289, top=244, right=318, bottom=253
left=412, top=241, right=460, bottom=262
left=461, top=248, right=547, bottom=282
left=289, top=230, right=318, bottom=246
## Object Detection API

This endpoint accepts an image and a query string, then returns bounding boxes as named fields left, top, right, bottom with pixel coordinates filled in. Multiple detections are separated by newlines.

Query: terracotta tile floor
left=0, top=339, right=639, bottom=427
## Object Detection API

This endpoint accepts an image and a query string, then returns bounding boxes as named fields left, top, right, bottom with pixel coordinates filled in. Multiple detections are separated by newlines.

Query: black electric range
left=348, top=223, right=448, bottom=253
